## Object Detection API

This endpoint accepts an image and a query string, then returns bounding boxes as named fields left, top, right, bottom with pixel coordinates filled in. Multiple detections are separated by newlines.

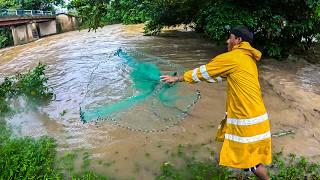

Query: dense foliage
left=69, top=0, right=109, bottom=31
left=0, top=63, right=53, bottom=115
left=20, top=0, right=64, bottom=11
left=0, top=123, right=109, bottom=179
left=103, top=0, right=150, bottom=25
left=0, top=0, right=19, bottom=9
left=0, top=28, right=13, bottom=48
left=70, top=0, right=320, bottom=58
left=0, top=0, right=64, bottom=11
left=0, top=135, right=60, bottom=179
left=146, top=0, right=320, bottom=58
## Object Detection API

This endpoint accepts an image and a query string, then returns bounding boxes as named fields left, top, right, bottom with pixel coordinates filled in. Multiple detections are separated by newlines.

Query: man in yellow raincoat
left=161, top=25, right=271, bottom=180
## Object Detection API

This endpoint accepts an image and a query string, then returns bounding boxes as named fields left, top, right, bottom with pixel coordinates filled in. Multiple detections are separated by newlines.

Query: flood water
left=0, top=24, right=319, bottom=179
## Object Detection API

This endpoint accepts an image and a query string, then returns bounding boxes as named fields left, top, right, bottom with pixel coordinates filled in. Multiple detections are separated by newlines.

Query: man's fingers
left=160, top=75, right=170, bottom=82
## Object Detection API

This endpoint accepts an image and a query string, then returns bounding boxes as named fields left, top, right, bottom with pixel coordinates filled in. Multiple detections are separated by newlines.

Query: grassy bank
left=156, top=145, right=320, bottom=179
left=0, top=126, right=109, bottom=179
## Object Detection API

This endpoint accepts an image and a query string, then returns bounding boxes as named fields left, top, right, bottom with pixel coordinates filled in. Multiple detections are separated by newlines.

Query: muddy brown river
left=0, top=24, right=319, bottom=179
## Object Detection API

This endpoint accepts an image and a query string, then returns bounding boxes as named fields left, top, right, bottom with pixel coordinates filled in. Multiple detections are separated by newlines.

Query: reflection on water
left=0, top=24, right=319, bottom=179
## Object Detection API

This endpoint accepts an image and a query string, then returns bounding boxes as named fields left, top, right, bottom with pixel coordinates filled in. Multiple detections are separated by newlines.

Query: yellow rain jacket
left=183, top=42, right=272, bottom=169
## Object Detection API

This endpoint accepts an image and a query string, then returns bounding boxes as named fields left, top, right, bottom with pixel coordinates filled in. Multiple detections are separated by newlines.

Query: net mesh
left=79, top=49, right=200, bottom=132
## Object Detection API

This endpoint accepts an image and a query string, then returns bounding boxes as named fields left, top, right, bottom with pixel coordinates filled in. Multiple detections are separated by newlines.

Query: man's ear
left=237, top=37, right=243, bottom=44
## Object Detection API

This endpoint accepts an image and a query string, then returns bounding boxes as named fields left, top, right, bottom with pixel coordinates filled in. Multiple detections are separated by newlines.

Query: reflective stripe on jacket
left=183, top=42, right=272, bottom=169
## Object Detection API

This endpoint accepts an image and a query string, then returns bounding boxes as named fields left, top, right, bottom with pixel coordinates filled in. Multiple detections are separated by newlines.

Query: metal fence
left=0, top=9, right=54, bottom=17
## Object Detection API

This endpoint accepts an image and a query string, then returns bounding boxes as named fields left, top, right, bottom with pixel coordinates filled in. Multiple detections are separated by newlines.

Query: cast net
left=79, top=49, right=200, bottom=132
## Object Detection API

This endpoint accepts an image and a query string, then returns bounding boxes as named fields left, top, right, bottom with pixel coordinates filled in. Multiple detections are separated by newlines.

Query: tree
left=18, top=0, right=64, bottom=11
left=0, top=28, right=13, bottom=48
left=0, top=0, right=19, bottom=9
left=69, top=0, right=110, bottom=31
left=67, top=0, right=320, bottom=58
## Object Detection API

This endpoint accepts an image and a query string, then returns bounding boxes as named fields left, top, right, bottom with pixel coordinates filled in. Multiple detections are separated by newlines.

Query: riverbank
left=260, top=59, right=320, bottom=159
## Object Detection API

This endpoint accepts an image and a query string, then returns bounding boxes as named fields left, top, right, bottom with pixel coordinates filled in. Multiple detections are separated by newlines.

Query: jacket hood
left=232, top=42, right=262, bottom=61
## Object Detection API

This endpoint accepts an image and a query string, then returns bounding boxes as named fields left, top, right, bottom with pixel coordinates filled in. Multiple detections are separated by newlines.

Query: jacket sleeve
left=183, top=53, right=238, bottom=84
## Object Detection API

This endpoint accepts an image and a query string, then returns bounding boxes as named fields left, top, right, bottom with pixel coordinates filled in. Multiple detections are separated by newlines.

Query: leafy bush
left=0, top=63, right=53, bottom=115
left=0, top=136, right=60, bottom=179
left=14, top=63, right=53, bottom=100
left=195, top=1, right=257, bottom=43
left=143, top=0, right=204, bottom=35
left=0, top=0, right=63, bottom=10
left=0, top=0, right=19, bottom=9
left=103, top=0, right=150, bottom=25
left=0, top=128, right=110, bottom=179
left=69, top=0, right=109, bottom=31
left=0, top=28, right=13, bottom=48
left=19, top=0, right=64, bottom=11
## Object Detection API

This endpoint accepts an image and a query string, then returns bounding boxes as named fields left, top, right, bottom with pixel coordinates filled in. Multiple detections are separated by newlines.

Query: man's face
left=227, top=34, right=242, bottom=51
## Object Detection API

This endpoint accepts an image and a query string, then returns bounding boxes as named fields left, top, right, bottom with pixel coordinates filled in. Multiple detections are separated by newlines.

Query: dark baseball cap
left=230, top=25, right=253, bottom=43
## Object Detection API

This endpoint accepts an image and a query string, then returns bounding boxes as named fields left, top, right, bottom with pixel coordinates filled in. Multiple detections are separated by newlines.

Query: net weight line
left=97, top=90, right=201, bottom=133
left=79, top=48, right=201, bottom=132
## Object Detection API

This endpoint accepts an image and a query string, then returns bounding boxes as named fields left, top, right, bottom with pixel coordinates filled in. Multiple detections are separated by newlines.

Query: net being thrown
left=79, top=49, right=200, bottom=132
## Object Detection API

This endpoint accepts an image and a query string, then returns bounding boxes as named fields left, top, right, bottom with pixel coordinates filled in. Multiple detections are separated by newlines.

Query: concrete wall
left=38, top=20, right=57, bottom=37
left=10, top=14, right=78, bottom=46
left=56, top=14, right=79, bottom=33
left=11, top=23, right=39, bottom=45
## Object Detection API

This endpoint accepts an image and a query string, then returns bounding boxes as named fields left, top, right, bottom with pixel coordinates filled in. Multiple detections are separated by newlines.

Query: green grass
left=156, top=145, right=320, bottom=180
left=269, top=152, right=320, bottom=179
left=0, top=135, right=60, bottom=179
left=156, top=144, right=231, bottom=180
left=0, top=129, right=111, bottom=179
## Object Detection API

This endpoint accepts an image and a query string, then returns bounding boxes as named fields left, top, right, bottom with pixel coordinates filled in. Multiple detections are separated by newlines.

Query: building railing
left=0, top=9, right=54, bottom=17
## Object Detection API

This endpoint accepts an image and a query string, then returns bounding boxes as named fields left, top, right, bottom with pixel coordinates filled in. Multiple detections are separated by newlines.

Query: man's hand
left=160, top=75, right=182, bottom=83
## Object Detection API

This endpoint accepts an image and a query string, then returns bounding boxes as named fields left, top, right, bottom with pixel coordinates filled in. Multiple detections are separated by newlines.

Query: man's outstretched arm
left=161, top=54, right=237, bottom=84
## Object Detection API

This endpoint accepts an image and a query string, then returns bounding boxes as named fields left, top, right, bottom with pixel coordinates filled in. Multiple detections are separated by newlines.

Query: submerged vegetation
left=0, top=63, right=53, bottom=116
left=70, top=0, right=320, bottom=60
